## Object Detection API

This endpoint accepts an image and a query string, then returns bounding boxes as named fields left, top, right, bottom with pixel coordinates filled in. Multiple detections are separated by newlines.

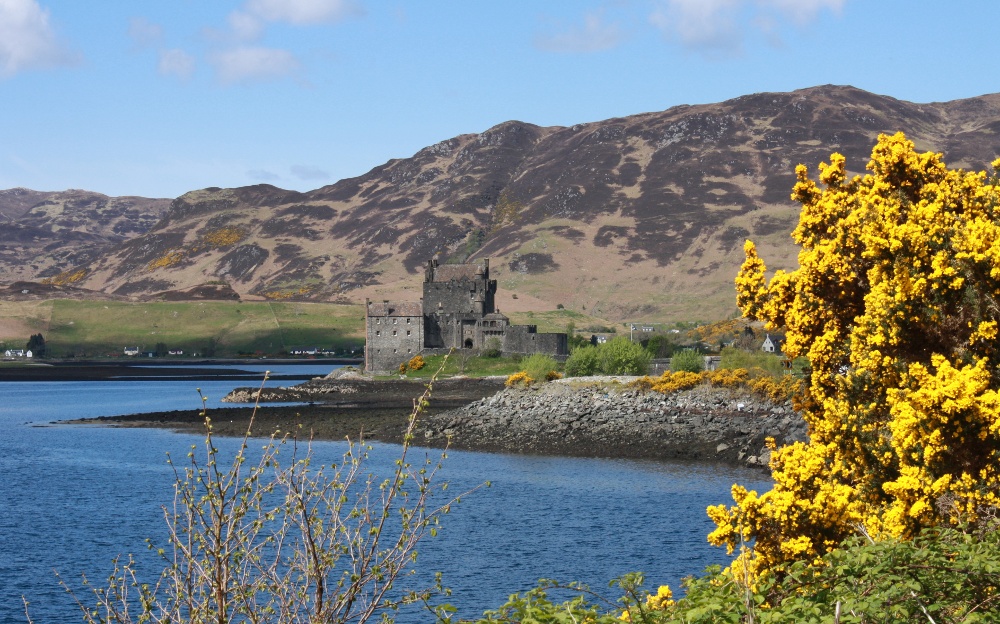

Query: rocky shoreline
left=220, top=374, right=507, bottom=410
left=418, top=379, right=807, bottom=467
left=213, top=373, right=808, bottom=469
left=77, top=372, right=808, bottom=469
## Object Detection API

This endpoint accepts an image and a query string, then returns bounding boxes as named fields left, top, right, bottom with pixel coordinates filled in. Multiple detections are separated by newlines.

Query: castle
left=364, top=259, right=568, bottom=373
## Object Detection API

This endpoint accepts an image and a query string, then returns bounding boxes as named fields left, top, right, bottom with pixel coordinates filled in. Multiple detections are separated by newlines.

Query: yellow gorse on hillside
left=710, top=132, right=1000, bottom=580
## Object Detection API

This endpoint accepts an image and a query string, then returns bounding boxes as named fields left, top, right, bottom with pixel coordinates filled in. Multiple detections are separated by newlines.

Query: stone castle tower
left=365, top=258, right=567, bottom=373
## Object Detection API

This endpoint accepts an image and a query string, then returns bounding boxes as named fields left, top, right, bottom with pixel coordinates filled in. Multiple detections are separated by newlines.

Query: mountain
left=0, top=188, right=171, bottom=285
left=9, top=85, right=1000, bottom=321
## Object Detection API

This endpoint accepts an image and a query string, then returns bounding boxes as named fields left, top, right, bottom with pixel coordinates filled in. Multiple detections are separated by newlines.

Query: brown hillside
left=0, top=188, right=171, bottom=286
left=10, top=86, right=1000, bottom=321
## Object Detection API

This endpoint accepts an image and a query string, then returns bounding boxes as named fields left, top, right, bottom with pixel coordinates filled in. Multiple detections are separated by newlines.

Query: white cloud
left=227, top=10, right=264, bottom=41
left=207, top=0, right=363, bottom=87
left=535, top=11, right=624, bottom=53
left=158, top=48, right=195, bottom=80
left=650, top=0, right=741, bottom=56
left=211, top=46, right=300, bottom=84
left=127, top=16, right=163, bottom=50
left=650, top=0, right=847, bottom=58
left=244, top=0, right=364, bottom=25
left=290, top=164, right=330, bottom=181
left=761, top=0, right=845, bottom=24
left=0, top=0, right=75, bottom=77
left=248, top=169, right=281, bottom=182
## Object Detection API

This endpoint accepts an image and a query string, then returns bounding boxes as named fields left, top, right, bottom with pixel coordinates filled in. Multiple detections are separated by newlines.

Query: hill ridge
left=5, top=85, right=1000, bottom=322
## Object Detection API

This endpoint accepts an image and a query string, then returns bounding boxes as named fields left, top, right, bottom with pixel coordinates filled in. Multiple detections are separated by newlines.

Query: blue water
left=0, top=364, right=769, bottom=623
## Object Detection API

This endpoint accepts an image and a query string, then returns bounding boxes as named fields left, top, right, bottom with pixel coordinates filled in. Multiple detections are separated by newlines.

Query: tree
left=53, top=365, right=476, bottom=624
left=203, top=337, right=218, bottom=358
left=565, top=321, right=585, bottom=351
left=521, top=353, right=561, bottom=381
left=26, top=333, right=46, bottom=357
left=643, top=334, right=676, bottom=358
left=564, top=345, right=600, bottom=376
left=708, top=133, right=1000, bottom=580
left=482, top=337, right=502, bottom=358
left=669, top=348, right=703, bottom=373
left=597, top=337, right=651, bottom=376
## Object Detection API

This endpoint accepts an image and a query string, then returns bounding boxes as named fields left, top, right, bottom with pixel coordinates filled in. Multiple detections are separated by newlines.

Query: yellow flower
left=716, top=132, right=1000, bottom=580
left=646, top=585, right=675, bottom=610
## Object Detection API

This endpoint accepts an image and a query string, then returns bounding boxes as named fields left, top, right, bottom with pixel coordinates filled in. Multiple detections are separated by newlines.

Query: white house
left=124, top=346, right=140, bottom=356
left=762, top=335, right=777, bottom=353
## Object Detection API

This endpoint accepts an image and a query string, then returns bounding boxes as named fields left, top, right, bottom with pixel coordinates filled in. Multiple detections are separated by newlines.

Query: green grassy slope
left=0, top=300, right=365, bottom=357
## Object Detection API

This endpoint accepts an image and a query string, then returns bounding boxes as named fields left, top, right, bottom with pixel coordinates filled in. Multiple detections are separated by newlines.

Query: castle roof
left=367, top=300, right=422, bottom=317
left=432, top=262, right=485, bottom=282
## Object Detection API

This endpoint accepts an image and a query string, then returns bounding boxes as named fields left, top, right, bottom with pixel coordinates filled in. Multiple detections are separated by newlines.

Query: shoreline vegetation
left=63, top=370, right=804, bottom=469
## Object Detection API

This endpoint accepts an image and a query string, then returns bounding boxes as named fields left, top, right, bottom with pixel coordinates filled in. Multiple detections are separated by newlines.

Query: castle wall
left=501, top=325, right=569, bottom=358
left=365, top=299, right=424, bottom=373
left=425, top=312, right=486, bottom=349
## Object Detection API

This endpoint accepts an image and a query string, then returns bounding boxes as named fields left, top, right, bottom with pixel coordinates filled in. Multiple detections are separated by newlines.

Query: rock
left=418, top=380, right=807, bottom=470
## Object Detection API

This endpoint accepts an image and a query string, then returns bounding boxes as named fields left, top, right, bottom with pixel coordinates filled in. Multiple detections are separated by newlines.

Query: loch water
left=0, top=363, right=769, bottom=623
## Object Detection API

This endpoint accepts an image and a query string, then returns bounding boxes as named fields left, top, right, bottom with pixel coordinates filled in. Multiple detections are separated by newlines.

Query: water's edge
left=81, top=375, right=806, bottom=469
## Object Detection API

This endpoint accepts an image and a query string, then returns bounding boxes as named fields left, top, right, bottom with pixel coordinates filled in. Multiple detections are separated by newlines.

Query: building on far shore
left=365, top=259, right=568, bottom=373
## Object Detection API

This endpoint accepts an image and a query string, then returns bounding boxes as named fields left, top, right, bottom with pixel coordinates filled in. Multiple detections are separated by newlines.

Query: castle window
left=376, top=318, right=380, bottom=324
left=393, top=330, right=397, bottom=336
left=393, top=318, right=397, bottom=324
left=393, top=349, right=397, bottom=353
left=376, top=330, right=380, bottom=336
left=406, top=318, right=411, bottom=324
left=406, top=330, right=411, bottom=336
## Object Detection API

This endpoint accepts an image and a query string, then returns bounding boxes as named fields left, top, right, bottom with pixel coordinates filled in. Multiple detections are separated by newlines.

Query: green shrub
left=669, top=348, right=704, bottom=373
left=718, top=346, right=783, bottom=376
left=477, top=522, right=1000, bottom=622
left=564, top=345, right=600, bottom=376
left=597, top=337, right=651, bottom=375
left=482, top=337, right=502, bottom=358
left=521, top=353, right=560, bottom=382
left=643, top=334, right=677, bottom=358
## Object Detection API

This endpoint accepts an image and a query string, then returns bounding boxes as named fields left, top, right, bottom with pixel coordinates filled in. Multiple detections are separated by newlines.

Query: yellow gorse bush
left=505, top=371, right=534, bottom=387
left=146, top=249, right=185, bottom=271
left=629, top=368, right=801, bottom=402
left=199, top=226, right=246, bottom=249
left=645, top=585, right=675, bottom=610
left=41, top=268, right=88, bottom=285
left=709, top=132, right=1000, bottom=581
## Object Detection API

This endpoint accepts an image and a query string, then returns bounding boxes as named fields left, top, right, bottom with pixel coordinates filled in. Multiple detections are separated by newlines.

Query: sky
left=2, top=0, right=999, bottom=199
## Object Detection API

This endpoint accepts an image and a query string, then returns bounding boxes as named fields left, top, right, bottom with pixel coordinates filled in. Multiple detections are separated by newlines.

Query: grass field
left=505, top=308, right=618, bottom=334
left=0, top=299, right=365, bottom=357
left=0, top=299, right=639, bottom=360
